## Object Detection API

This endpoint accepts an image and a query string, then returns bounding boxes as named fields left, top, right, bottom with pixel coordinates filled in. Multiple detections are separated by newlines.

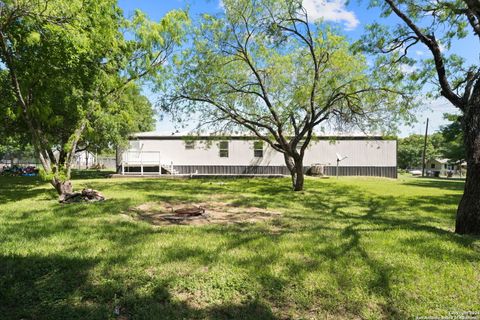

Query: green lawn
left=0, top=173, right=479, bottom=319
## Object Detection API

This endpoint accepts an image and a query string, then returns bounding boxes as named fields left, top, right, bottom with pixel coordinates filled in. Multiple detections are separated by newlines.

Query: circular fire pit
left=174, top=207, right=205, bottom=217
left=129, top=201, right=281, bottom=226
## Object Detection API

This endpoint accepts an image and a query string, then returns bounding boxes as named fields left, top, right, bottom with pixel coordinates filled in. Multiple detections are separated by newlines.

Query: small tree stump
left=60, top=188, right=105, bottom=203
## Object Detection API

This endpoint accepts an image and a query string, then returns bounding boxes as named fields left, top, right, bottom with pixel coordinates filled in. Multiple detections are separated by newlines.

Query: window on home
left=185, top=140, right=195, bottom=150
left=431, top=163, right=435, bottom=169
left=219, top=141, right=229, bottom=157
left=254, top=141, right=263, bottom=157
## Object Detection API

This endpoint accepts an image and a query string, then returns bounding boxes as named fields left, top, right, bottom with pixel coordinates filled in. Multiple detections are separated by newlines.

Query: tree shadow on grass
left=124, top=283, right=278, bottom=320
left=0, top=253, right=279, bottom=320
left=0, top=254, right=106, bottom=320
left=402, top=177, right=465, bottom=191
left=168, top=186, right=478, bottom=318
left=0, top=198, right=154, bottom=253
left=0, top=172, right=116, bottom=205
left=111, top=177, right=475, bottom=264
left=1, top=177, right=478, bottom=319
left=0, top=176, right=53, bottom=204
left=71, top=170, right=115, bottom=180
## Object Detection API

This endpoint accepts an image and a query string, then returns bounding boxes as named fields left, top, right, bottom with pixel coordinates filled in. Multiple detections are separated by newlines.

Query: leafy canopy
left=358, top=0, right=479, bottom=105
left=0, top=0, right=188, bottom=182
left=439, top=113, right=465, bottom=164
left=164, top=0, right=413, bottom=141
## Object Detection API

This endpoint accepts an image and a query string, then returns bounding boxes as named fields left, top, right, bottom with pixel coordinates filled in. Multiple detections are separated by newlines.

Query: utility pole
left=421, top=118, right=429, bottom=177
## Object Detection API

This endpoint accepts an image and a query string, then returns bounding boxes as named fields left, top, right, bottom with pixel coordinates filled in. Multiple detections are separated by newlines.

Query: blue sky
left=118, top=0, right=476, bottom=137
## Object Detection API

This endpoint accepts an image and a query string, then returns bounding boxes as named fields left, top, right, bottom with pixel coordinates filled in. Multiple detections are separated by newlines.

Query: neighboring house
left=51, top=150, right=96, bottom=169
left=426, top=158, right=451, bottom=176
left=119, top=132, right=398, bottom=178
left=426, top=158, right=466, bottom=177
left=73, top=151, right=96, bottom=169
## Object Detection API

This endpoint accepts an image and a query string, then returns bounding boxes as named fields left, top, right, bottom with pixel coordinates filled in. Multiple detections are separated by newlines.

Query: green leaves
left=121, top=8, right=189, bottom=83
left=361, top=0, right=478, bottom=107
left=398, top=133, right=445, bottom=169
left=162, top=0, right=412, bottom=144
left=25, top=31, right=41, bottom=45
left=439, top=113, right=465, bottom=163
left=0, top=0, right=187, bottom=182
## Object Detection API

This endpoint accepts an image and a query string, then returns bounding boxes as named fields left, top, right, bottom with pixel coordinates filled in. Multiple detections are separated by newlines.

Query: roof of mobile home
left=131, top=131, right=395, bottom=140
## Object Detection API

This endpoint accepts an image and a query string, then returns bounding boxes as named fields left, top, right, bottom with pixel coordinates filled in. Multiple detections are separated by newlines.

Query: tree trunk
left=52, top=177, right=73, bottom=201
left=284, top=154, right=305, bottom=191
left=65, top=120, right=87, bottom=178
left=455, top=98, right=480, bottom=235
left=116, top=145, right=124, bottom=174
left=293, top=160, right=304, bottom=191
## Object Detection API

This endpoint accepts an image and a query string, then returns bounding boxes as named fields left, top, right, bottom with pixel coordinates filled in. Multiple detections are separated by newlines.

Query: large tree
left=162, top=0, right=411, bottom=191
left=359, top=0, right=480, bottom=234
left=1, top=73, right=154, bottom=168
left=0, top=0, right=187, bottom=199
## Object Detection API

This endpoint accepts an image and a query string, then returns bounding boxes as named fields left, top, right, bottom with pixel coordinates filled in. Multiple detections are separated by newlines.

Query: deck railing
left=121, top=151, right=175, bottom=175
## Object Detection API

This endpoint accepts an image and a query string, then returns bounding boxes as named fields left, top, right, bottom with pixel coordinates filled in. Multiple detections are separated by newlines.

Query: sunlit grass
left=0, top=173, right=478, bottom=319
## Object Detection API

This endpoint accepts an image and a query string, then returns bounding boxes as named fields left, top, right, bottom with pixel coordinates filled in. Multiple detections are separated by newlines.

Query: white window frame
left=254, top=141, right=263, bottom=157
left=219, top=141, right=229, bottom=158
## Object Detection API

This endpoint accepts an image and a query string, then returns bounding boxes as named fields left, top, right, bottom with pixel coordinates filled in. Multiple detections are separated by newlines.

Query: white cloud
left=415, top=50, right=424, bottom=56
left=302, top=0, right=360, bottom=30
left=399, top=63, right=418, bottom=74
left=218, top=0, right=359, bottom=30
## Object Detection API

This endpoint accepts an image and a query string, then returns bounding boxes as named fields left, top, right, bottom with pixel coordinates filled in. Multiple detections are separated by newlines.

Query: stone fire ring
left=174, top=207, right=205, bottom=217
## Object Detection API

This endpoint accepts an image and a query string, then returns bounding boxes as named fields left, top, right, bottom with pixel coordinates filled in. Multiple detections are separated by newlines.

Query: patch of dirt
left=126, top=201, right=281, bottom=226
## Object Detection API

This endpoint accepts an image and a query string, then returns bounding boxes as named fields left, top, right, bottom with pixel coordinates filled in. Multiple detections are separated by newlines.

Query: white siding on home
left=125, top=138, right=396, bottom=167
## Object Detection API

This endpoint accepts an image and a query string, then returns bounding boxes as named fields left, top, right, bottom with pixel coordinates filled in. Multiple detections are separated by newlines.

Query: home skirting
left=122, top=165, right=397, bottom=178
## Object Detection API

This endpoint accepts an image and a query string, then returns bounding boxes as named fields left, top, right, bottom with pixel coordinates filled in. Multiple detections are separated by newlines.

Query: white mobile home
left=120, top=132, right=398, bottom=178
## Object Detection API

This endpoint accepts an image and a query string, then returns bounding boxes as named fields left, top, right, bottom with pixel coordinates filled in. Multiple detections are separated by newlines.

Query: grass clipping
left=126, top=201, right=281, bottom=226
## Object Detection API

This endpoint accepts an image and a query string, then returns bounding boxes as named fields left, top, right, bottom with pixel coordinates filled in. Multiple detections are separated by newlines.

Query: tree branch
left=384, top=0, right=463, bottom=109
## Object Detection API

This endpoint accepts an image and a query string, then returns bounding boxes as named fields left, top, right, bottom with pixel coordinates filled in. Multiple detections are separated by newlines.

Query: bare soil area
left=126, top=201, right=281, bottom=226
